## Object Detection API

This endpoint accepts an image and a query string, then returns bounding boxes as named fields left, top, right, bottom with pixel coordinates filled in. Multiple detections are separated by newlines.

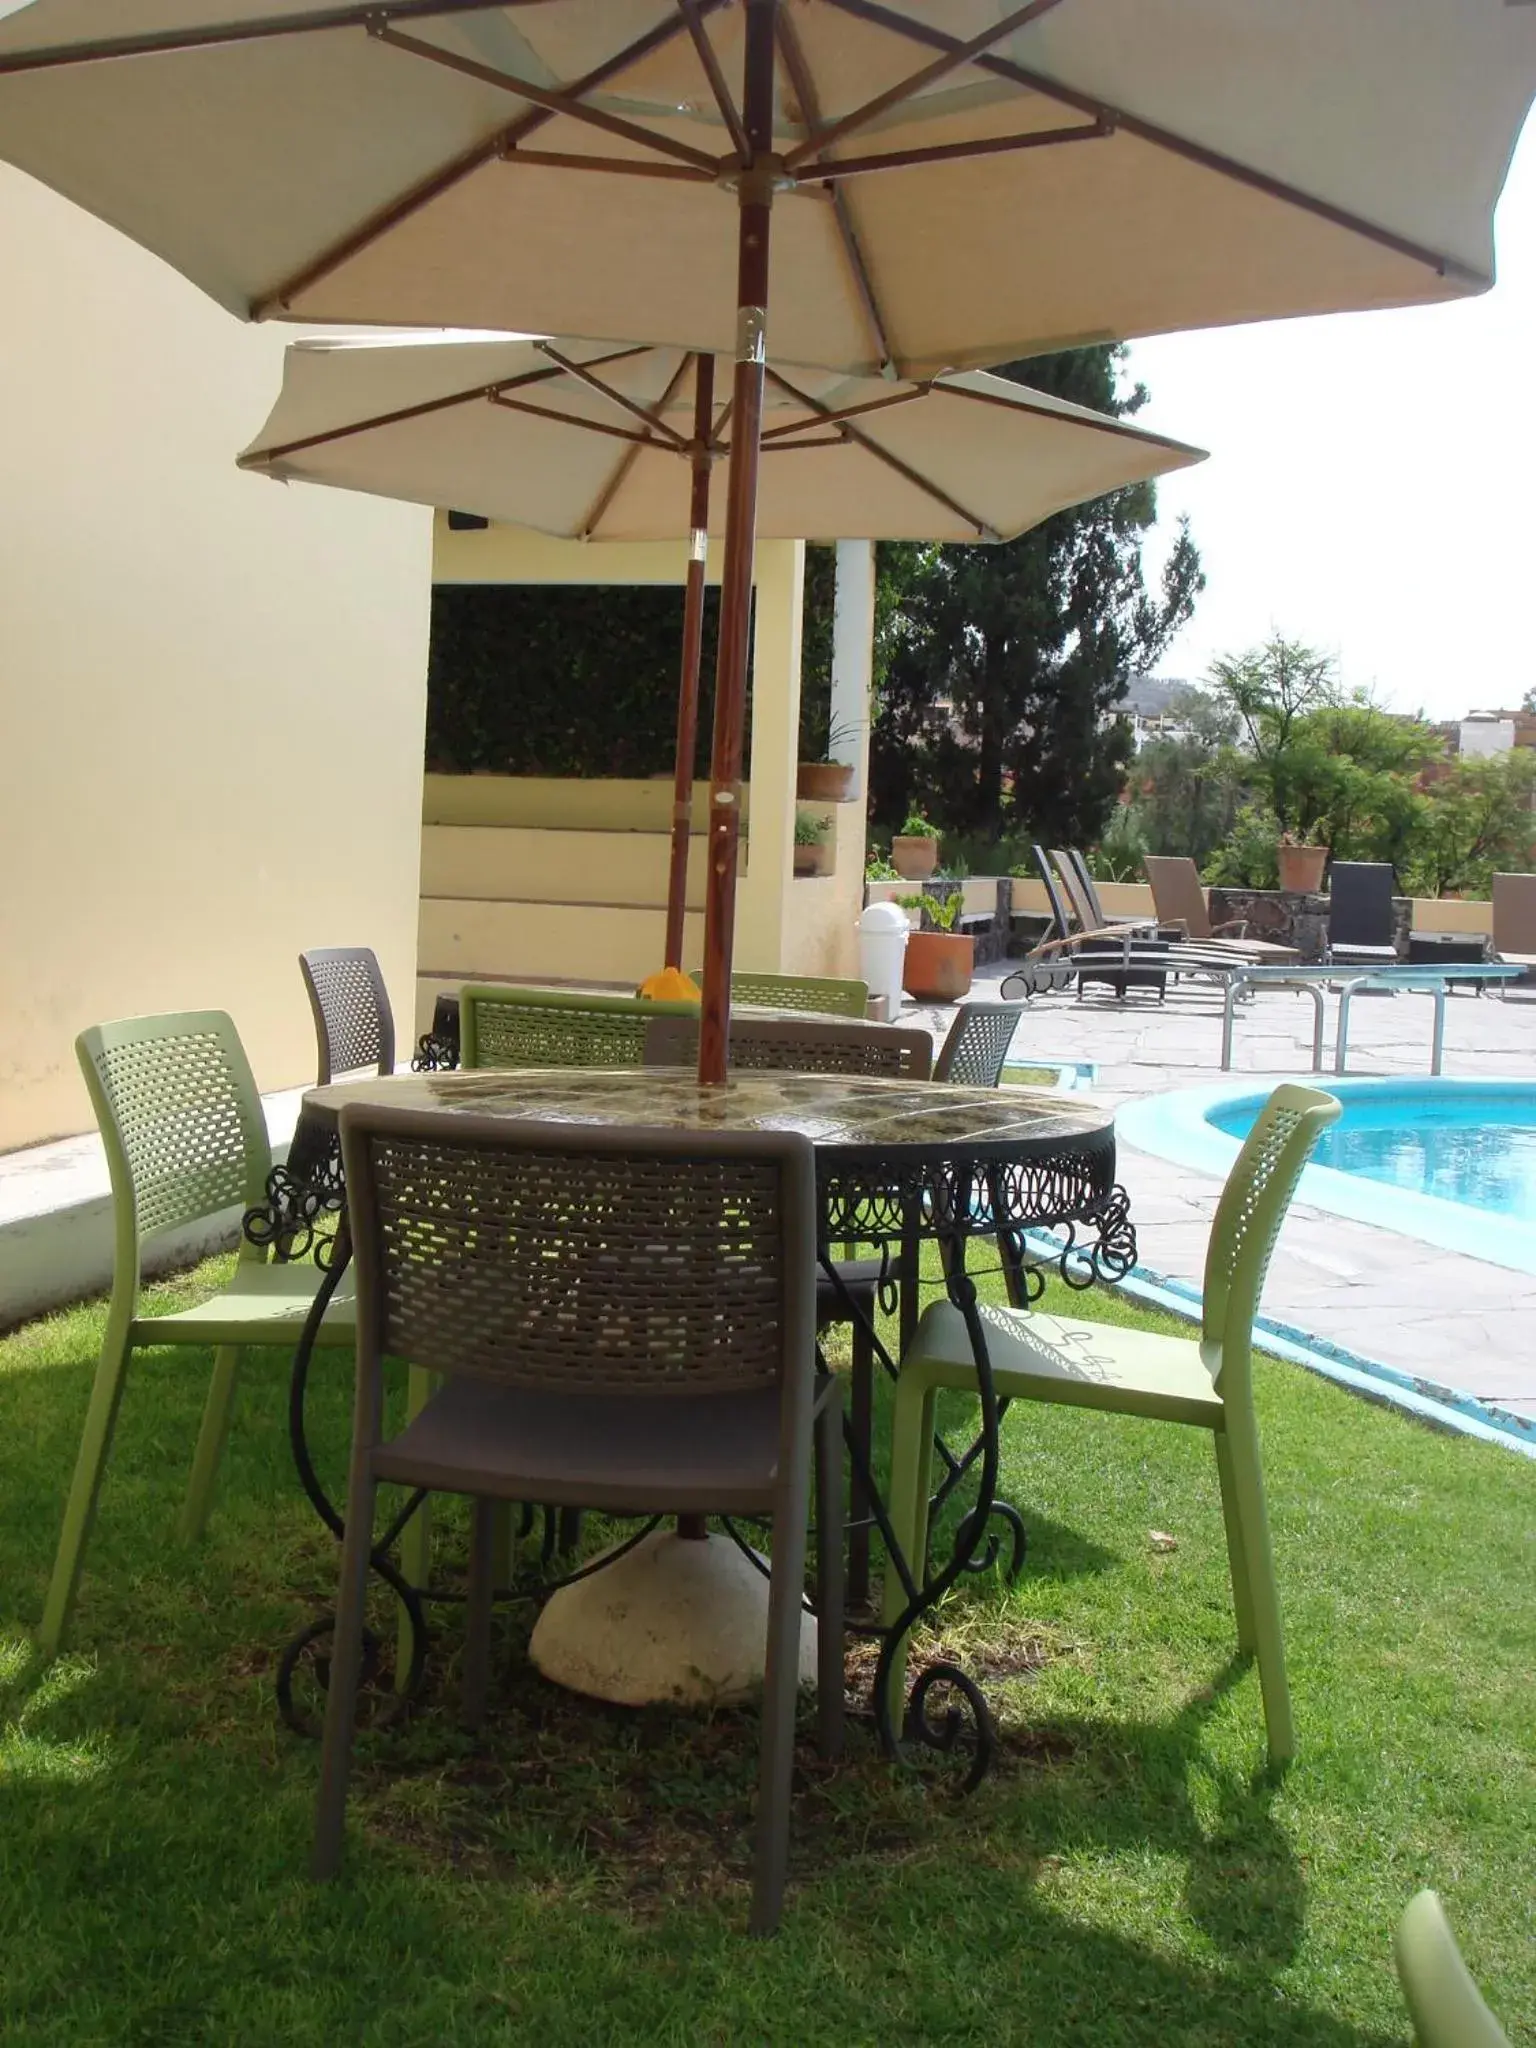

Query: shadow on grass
left=0, top=1626, right=1394, bottom=2048
left=0, top=1316, right=1381, bottom=2042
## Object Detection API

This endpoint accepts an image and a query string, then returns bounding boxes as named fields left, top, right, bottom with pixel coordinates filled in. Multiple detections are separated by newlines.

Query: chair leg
left=847, top=1313, right=873, bottom=1609
left=1222, top=1415, right=1295, bottom=1766
left=880, top=1371, right=940, bottom=1733
left=461, top=1496, right=497, bottom=1732
left=38, top=1316, right=135, bottom=1657
left=814, top=1390, right=845, bottom=1762
left=179, top=1343, right=243, bottom=1543
left=1212, top=1432, right=1256, bottom=1652
left=750, top=1470, right=813, bottom=1936
left=395, top=1364, right=435, bottom=1691
left=312, top=1465, right=379, bottom=1879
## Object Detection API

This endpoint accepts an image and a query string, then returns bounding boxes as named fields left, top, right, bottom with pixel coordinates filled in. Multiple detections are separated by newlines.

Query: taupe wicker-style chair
left=933, top=1001, right=1024, bottom=1086
left=645, top=1011, right=933, bottom=1606
left=643, top=1011, right=932, bottom=1081
left=299, top=947, right=396, bottom=1085
left=315, top=1107, right=843, bottom=1936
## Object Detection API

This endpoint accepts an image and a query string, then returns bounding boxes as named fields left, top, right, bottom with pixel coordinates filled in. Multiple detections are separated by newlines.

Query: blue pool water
left=1210, top=1082, right=1536, bottom=1224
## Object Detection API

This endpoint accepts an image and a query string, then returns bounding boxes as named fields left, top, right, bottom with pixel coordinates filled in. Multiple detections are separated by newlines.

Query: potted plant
left=793, top=807, right=832, bottom=877
left=796, top=715, right=859, bottom=804
left=898, top=891, right=973, bottom=999
left=891, top=809, right=940, bottom=880
left=1276, top=831, right=1328, bottom=894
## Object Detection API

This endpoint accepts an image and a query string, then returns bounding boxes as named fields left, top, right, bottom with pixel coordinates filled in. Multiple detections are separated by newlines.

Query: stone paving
left=905, top=964, right=1536, bottom=1425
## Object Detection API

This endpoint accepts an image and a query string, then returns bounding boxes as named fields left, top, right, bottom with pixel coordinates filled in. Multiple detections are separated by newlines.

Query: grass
left=2, top=1249, right=1533, bottom=2045
left=1002, top=1064, right=1064, bottom=1088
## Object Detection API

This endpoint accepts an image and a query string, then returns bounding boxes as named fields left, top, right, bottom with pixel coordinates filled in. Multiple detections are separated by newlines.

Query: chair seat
left=1328, top=945, right=1400, bottom=965
left=906, top=1300, right=1224, bottom=1428
left=373, top=1374, right=788, bottom=1513
left=132, top=1259, right=356, bottom=1347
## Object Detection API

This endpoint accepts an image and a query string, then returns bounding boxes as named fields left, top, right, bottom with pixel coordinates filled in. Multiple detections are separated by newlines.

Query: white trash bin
left=859, top=899, right=911, bottom=1019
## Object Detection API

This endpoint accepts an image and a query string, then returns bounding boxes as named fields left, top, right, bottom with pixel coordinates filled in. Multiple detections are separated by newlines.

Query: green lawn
left=2, top=1251, right=1532, bottom=2046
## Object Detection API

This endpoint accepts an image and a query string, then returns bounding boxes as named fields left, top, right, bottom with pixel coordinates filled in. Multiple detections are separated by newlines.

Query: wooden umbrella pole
left=698, top=0, right=777, bottom=1085
left=663, top=353, right=716, bottom=972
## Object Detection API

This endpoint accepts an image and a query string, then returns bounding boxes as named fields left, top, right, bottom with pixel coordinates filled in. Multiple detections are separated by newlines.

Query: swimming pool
left=1116, top=1076, right=1536, bottom=1277
left=1211, top=1082, right=1536, bottom=1224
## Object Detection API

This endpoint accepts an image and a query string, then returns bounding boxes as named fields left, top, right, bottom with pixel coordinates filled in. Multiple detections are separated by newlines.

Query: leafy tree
left=1404, top=751, right=1536, bottom=896
left=1120, top=685, right=1243, bottom=867
left=1207, top=638, right=1339, bottom=835
left=867, top=345, right=1202, bottom=847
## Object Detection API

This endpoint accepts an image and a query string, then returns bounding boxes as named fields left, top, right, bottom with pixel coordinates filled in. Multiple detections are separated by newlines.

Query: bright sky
left=1130, top=112, right=1536, bottom=722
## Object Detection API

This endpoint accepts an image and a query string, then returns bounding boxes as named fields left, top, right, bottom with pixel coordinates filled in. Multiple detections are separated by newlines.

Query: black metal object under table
left=245, top=1067, right=1134, bottom=1784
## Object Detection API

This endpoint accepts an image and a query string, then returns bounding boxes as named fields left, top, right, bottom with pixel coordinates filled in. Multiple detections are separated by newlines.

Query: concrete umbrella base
left=529, top=1528, right=817, bottom=1707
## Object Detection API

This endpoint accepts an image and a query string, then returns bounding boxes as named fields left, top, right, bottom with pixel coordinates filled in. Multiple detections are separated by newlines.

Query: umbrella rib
left=774, top=7, right=895, bottom=373
left=818, top=0, right=1483, bottom=284
left=534, top=343, right=691, bottom=449
left=239, top=346, right=657, bottom=465
left=0, top=0, right=536, bottom=74
left=795, top=120, right=1110, bottom=182
left=933, top=381, right=1203, bottom=457
left=763, top=367, right=997, bottom=538
left=677, top=0, right=751, bottom=165
left=779, top=0, right=1069, bottom=172
left=487, top=394, right=673, bottom=448
left=251, top=4, right=722, bottom=318
left=758, top=386, right=926, bottom=441
left=578, top=354, right=697, bottom=539
left=372, top=25, right=723, bottom=175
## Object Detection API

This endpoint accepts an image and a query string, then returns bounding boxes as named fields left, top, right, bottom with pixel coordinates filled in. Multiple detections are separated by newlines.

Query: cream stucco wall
left=0, top=168, right=433, bottom=1152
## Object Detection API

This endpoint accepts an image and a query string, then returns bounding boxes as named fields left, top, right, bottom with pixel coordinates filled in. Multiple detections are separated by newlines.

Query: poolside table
left=246, top=1066, right=1134, bottom=1785
left=1219, top=962, right=1522, bottom=1076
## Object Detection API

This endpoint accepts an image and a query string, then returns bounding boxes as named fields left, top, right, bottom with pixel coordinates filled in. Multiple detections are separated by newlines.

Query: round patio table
left=252, top=1066, right=1134, bottom=1783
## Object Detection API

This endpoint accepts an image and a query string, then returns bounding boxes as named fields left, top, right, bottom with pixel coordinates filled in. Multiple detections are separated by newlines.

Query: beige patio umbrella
left=5, top=1, right=1530, bottom=1076
left=238, top=327, right=1206, bottom=979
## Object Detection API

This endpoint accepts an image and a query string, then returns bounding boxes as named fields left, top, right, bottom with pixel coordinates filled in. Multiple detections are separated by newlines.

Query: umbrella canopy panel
left=0, top=3, right=1532, bottom=375
left=238, top=334, right=1207, bottom=542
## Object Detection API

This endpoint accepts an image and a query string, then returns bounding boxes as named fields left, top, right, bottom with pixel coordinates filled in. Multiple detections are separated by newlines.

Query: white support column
left=830, top=539, right=875, bottom=802
left=736, top=539, right=805, bottom=972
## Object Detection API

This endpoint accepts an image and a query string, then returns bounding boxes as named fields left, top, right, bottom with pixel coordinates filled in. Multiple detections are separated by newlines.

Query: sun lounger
left=1143, top=854, right=1299, bottom=961
left=1491, top=872, right=1536, bottom=977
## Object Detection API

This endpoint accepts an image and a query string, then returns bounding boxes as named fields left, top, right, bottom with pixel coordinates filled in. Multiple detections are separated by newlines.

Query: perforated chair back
left=1491, top=872, right=1536, bottom=957
left=341, top=1107, right=817, bottom=1402
left=76, top=1011, right=271, bottom=1256
left=1328, top=862, right=1396, bottom=949
left=645, top=1012, right=932, bottom=1080
left=722, top=970, right=869, bottom=1019
left=933, top=1001, right=1024, bottom=1086
left=1201, top=1083, right=1340, bottom=1378
left=1144, top=856, right=1213, bottom=940
left=459, top=985, right=699, bottom=1070
left=300, top=946, right=395, bottom=1085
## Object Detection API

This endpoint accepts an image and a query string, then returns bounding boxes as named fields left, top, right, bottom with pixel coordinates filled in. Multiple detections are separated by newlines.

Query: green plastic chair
left=689, top=970, right=870, bottom=1020
left=1395, top=1892, right=1512, bottom=2048
left=881, top=1082, right=1341, bottom=1763
left=39, top=1011, right=356, bottom=1656
left=458, top=984, right=699, bottom=1069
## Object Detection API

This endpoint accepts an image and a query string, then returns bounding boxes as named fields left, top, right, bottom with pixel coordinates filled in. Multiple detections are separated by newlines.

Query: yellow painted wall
left=419, top=524, right=840, bottom=1007
left=0, top=168, right=433, bottom=1151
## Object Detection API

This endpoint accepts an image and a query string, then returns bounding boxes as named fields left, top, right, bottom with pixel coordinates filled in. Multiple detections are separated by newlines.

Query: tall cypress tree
left=868, top=347, right=1203, bottom=848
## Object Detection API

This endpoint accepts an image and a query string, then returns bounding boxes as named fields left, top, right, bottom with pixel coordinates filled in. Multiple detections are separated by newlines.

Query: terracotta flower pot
left=902, top=931, right=973, bottom=1001
left=1277, top=843, right=1328, bottom=893
left=796, top=761, right=855, bottom=802
left=793, top=841, right=831, bottom=877
left=891, top=833, right=939, bottom=880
